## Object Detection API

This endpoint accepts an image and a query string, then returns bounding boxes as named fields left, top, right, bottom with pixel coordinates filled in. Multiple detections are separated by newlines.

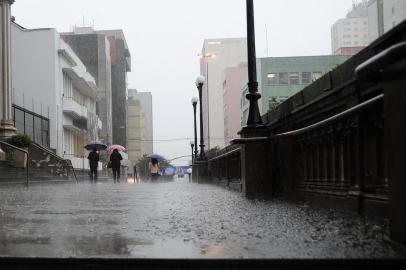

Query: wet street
left=0, top=178, right=405, bottom=259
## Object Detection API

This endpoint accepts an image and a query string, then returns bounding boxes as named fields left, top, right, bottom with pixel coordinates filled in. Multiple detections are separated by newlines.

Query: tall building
left=61, top=27, right=131, bottom=147
left=61, top=28, right=113, bottom=145
left=244, top=55, right=350, bottom=122
left=11, top=23, right=101, bottom=169
left=128, top=89, right=153, bottom=154
left=200, top=38, right=247, bottom=149
left=331, top=1, right=370, bottom=55
left=126, top=91, right=148, bottom=166
left=222, top=64, right=247, bottom=146
left=368, top=0, right=406, bottom=42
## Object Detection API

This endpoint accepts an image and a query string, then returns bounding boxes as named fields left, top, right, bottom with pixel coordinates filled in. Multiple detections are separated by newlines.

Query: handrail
left=274, top=94, right=383, bottom=138
left=0, top=140, right=29, bottom=186
left=233, top=94, right=384, bottom=144
left=208, top=148, right=241, bottom=162
left=32, top=143, right=77, bottom=182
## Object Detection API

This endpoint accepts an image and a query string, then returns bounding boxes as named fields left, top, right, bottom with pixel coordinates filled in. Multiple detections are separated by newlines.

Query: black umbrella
left=147, top=153, right=165, bottom=160
left=84, top=141, right=107, bottom=151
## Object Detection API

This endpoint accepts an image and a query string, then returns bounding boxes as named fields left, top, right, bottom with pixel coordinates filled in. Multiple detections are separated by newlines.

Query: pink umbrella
left=106, top=144, right=126, bottom=152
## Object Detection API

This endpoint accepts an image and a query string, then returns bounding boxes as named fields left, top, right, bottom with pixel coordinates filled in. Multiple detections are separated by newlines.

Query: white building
left=368, top=0, right=406, bottom=42
left=331, top=1, right=370, bottom=55
left=11, top=22, right=102, bottom=170
left=200, top=38, right=247, bottom=149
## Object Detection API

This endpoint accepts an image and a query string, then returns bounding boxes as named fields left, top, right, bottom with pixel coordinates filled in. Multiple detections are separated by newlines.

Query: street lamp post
left=190, top=141, right=194, bottom=164
left=199, top=53, right=216, bottom=149
left=191, top=97, right=198, bottom=161
left=195, top=76, right=206, bottom=160
left=243, top=0, right=263, bottom=128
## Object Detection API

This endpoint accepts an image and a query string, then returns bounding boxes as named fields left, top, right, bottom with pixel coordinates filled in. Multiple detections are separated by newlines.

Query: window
left=301, top=72, right=311, bottom=84
left=289, top=72, right=299, bottom=85
left=267, top=73, right=278, bottom=85
left=312, top=72, right=323, bottom=82
left=279, top=72, right=288, bottom=85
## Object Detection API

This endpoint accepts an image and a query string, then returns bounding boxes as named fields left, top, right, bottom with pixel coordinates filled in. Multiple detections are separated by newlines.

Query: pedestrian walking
left=187, top=167, right=192, bottom=182
left=149, top=158, right=160, bottom=182
left=110, top=149, right=123, bottom=183
left=87, top=148, right=99, bottom=183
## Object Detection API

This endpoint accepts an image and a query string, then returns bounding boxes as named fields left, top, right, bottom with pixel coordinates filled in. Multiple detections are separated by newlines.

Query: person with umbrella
left=87, top=148, right=99, bottom=183
left=110, top=149, right=123, bottom=183
left=149, top=158, right=160, bottom=182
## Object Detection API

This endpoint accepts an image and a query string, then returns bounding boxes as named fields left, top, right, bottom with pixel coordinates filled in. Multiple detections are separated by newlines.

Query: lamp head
left=191, top=96, right=198, bottom=105
left=195, top=75, right=205, bottom=87
left=190, top=140, right=194, bottom=147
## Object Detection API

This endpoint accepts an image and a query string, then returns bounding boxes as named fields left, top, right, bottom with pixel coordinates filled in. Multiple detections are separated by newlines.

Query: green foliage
left=205, top=146, right=221, bottom=160
left=8, top=133, right=33, bottom=148
left=267, top=96, right=281, bottom=113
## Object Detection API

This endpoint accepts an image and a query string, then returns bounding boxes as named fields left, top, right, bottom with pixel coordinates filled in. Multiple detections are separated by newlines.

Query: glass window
left=312, top=72, right=323, bottom=82
left=34, top=116, right=42, bottom=145
left=289, top=72, right=299, bottom=85
left=14, top=108, right=25, bottom=134
left=301, top=72, right=311, bottom=84
left=25, top=113, right=34, bottom=138
left=267, top=73, right=278, bottom=85
left=279, top=72, right=288, bottom=85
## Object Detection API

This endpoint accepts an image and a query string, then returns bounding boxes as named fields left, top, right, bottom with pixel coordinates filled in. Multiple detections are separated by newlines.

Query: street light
left=195, top=75, right=206, bottom=160
left=243, top=0, right=263, bottom=128
left=199, top=52, right=216, bottom=150
left=191, top=96, right=198, bottom=161
left=190, top=140, right=195, bottom=164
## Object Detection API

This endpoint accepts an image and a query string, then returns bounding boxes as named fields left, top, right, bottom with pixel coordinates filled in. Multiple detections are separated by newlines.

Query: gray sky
left=12, top=0, right=353, bottom=165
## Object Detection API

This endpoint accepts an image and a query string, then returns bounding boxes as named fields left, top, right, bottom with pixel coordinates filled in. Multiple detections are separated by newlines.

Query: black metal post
left=197, top=82, right=206, bottom=160
left=190, top=143, right=194, bottom=163
left=192, top=101, right=198, bottom=160
left=244, top=0, right=263, bottom=128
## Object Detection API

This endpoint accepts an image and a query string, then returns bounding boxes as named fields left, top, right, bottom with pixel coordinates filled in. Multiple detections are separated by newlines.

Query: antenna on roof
left=265, top=23, right=269, bottom=57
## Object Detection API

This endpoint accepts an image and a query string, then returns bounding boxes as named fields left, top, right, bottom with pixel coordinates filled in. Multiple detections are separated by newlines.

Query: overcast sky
left=12, top=0, right=354, bottom=165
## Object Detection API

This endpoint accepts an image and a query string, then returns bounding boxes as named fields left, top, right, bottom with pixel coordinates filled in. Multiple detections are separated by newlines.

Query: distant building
left=331, top=1, right=370, bottom=55
left=222, top=64, right=247, bottom=146
left=61, top=28, right=113, bottom=145
left=61, top=27, right=131, bottom=147
left=368, top=0, right=406, bottom=42
left=128, top=89, right=153, bottom=154
left=126, top=95, right=147, bottom=166
left=11, top=23, right=101, bottom=169
left=200, top=38, right=247, bottom=149
left=252, top=55, right=350, bottom=117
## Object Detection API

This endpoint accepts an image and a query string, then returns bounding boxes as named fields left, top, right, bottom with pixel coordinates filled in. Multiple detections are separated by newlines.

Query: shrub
left=8, top=133, right=33, bottom=148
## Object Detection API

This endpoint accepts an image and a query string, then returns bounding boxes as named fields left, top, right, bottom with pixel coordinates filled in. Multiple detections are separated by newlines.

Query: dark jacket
left=87, top=151, right=99, bottom=169
left=110, top=152, right=123, bottom=168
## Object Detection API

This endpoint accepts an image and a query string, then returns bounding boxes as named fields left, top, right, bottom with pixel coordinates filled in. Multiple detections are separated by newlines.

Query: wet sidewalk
left=0, top=178, right=405, bottom=259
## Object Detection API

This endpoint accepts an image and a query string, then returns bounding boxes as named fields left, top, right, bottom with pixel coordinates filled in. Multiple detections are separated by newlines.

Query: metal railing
left=29, top=143, right=77, bottom=182
left=207, top=144, right=241, bottom=185
left=0, top=141, right=29, bottom=186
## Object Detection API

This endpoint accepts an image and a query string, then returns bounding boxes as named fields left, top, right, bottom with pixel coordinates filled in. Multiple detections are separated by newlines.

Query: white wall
left=11, top=24, right=59, bottom=149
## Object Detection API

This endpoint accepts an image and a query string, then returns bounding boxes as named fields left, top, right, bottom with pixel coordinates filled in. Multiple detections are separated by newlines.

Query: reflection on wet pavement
left=0, top=179, right=405, bottom=258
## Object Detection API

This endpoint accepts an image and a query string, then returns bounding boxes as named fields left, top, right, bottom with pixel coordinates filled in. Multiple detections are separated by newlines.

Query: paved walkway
left=0, top=178, right=405, bottom=258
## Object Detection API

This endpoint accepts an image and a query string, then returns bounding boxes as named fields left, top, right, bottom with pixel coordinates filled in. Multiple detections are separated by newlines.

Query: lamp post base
left=192, top=160, right=208, bottom=183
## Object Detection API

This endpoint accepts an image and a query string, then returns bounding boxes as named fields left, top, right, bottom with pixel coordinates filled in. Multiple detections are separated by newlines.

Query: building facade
left=126, top=97, right=146, bottom=166
left=11, top=23, right=101, bottom=169
left=61, top=29, right=113, bottom=145
left=368, top=0, right=406, bottom=42
left=331, top=1, right=370, bottom=55
left=253, top=55, right=350, bottom=116
left=222, top=65, right=247, bottom=146
left=200, top=38, right=247, bottom=149
left=61, top=27, right=131, bottom=147
left=128, top=89, right=153, bottom=155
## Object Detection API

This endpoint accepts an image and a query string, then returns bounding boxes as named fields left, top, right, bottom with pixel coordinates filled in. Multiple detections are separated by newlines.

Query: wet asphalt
left=0, top=178, right=405, bottom=259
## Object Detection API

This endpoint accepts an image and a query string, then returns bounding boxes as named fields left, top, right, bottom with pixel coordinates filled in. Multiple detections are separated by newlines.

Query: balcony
left=62, top=98, right=88, bottom=120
